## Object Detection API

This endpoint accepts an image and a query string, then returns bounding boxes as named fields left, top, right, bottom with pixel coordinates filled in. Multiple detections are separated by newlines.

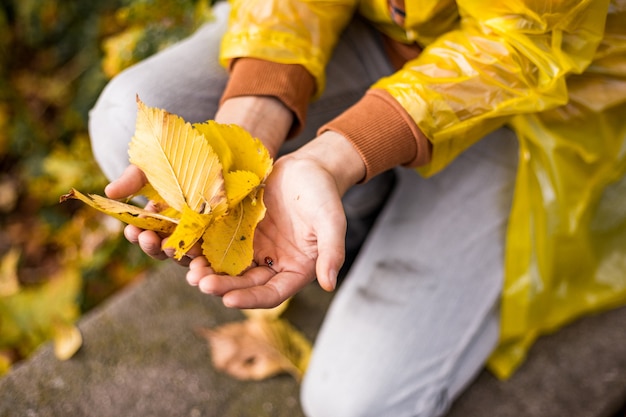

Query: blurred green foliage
left=0, top=0, right=214, bottom=374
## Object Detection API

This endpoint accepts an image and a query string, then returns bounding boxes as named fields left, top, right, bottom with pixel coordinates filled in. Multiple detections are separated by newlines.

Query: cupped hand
left=105, top=164, right=200, bottom=264
left=186, top=154, right=349, bottom=309
left=102, top=96, right=293, bottom=266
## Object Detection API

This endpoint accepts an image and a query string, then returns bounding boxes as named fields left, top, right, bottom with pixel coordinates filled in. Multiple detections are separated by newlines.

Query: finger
left=187, top=257, right=212, bottom=286
left=161, top=236, right=177, bottom=259
left=222, top=271, right=311, bottom=309
left=314, top=216, right=346, bottom=292
left=137, top=230, right=168, bottom=260
left=105, top=164, right=147, bottom=199
left=185, top=242, right=203, bottom=259
left=197, top=266, right=275, bottom=296
left=161, top=236, right=203, bottom=260
left=124, top=224, right=142, bottom=244
left=189, top=256, right=210, bottom=269
left=144, top=200, right=160, bottom=213
left=172, top=255, right=193, bottom=267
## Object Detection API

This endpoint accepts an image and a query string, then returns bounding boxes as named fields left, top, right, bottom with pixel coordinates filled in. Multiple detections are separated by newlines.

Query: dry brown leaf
left=198, top=317, right=311, bottom=381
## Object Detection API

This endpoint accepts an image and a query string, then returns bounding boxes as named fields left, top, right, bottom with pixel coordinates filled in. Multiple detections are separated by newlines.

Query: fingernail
left=327, top=269, right=338, bottom=291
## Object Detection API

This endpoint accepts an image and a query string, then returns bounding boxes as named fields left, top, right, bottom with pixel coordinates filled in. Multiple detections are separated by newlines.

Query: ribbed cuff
left=318, top=89, right=431, bottom=182
left=220, top=58, right=316, bottom=139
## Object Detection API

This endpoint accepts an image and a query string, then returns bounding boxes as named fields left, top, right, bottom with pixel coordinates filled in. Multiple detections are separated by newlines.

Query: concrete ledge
left=0, top=262, right=624, bottom=417
left=0, top=263, right=331, bottom=417
left=447, top=304, right=626, bottom=417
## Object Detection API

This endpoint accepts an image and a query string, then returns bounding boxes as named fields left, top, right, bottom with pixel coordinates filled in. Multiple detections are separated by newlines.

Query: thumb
left=315, top=217, right=346, bottom=292
left=105, top=164, right=147, bottom=199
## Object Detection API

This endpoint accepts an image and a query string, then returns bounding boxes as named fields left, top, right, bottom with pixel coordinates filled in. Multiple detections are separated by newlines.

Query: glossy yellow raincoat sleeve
left=373, top=0, right=610, bottom=176
left=220, top=0, right=358, bottom=98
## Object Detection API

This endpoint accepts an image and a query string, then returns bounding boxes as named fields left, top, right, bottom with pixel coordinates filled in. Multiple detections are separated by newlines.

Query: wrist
left=215, top=96, right=293, bottom=158
left=290, top=131, right=366, bottom=195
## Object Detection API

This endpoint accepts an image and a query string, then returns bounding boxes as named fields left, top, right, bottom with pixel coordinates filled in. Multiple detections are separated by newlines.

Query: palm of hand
left=187, top=157, right=347, bottom=309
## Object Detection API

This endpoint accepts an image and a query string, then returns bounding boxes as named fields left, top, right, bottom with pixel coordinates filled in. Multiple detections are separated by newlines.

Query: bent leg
left=89, top=6, right=392, bottom=183
left=301, top=128, right=519, bottom=417
left=88, top=2, right=231, bottom=182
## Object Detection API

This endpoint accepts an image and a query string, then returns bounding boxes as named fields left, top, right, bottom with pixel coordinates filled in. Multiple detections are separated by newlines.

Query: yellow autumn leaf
left=53, top=323, right=82, bottom=361
left=193, top=121, right=234, bottom=175
left=129, top=97, right=228, bottom=215
left=0, top=248, right=20, bottom=297
left=101, top=25, right=143, bottom=78
left=224, top=170, right=261, bottom=207
left=195, top=119, right=271, bottom=214
left=194, top=120, right=272, bottom=180
left=135, top=182, right=167, bottom=207
left=60, top=189, right=178, bottom=235
left=202, top=193, right=266, bottom=276
left=63, top=100, right=273, bottom=275
left=163, top=203, right=212, bottom=260
left=0, top=352, right=11, bottom=376
left=224, top=123, right=272, bottom=180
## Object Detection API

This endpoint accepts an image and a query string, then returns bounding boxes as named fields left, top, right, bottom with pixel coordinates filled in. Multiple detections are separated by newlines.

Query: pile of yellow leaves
left=62, top=97, right=272, bottom=275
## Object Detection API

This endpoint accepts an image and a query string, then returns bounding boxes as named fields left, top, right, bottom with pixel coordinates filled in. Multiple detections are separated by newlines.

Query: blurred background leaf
left=0, top=0, right=214, bottom=374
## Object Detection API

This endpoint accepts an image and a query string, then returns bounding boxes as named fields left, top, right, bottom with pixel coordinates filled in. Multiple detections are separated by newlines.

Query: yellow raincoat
left=221, top=0, right=626, bottom=379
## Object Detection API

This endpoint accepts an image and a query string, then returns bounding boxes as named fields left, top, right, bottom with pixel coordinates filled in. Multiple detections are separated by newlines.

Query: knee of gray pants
left=88, top=1, right=231, bottom=182
left=299, top=309, right=500, bottom=417
left=88, top=79, right=139, bottom=182
left=299, top=369, right=452, bottom=417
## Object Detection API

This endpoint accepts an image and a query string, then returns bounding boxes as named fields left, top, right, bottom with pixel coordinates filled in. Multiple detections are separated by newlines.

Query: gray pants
left=88, top=3, right=518, bottom=416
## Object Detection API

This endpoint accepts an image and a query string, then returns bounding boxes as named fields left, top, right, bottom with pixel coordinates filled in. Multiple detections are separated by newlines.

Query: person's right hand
left=104, top=95, right=293, bottom=265
left=105, top=164, right=192, bottom=262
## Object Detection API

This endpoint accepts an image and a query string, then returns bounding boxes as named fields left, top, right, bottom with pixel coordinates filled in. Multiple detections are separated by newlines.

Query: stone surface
left=0, top=263, right=332, bottom=417
left=0, top=261, right=624, bottom=417
left=447, top=304, right=626, bottom=417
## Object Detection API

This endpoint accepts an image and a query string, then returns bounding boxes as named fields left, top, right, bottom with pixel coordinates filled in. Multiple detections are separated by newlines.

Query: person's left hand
left=186, top=131, right=366, bottom=309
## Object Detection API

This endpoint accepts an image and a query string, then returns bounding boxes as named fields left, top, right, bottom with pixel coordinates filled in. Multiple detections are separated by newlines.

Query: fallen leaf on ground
left=198, top=317, right=311, bottom=381
left=53, top=323, right=83, bottom=361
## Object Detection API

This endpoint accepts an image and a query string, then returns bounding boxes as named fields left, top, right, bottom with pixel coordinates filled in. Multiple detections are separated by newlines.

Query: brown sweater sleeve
left=318, top=89, right=431, bottom=182
left=220, top=58, right=316, bottom=139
